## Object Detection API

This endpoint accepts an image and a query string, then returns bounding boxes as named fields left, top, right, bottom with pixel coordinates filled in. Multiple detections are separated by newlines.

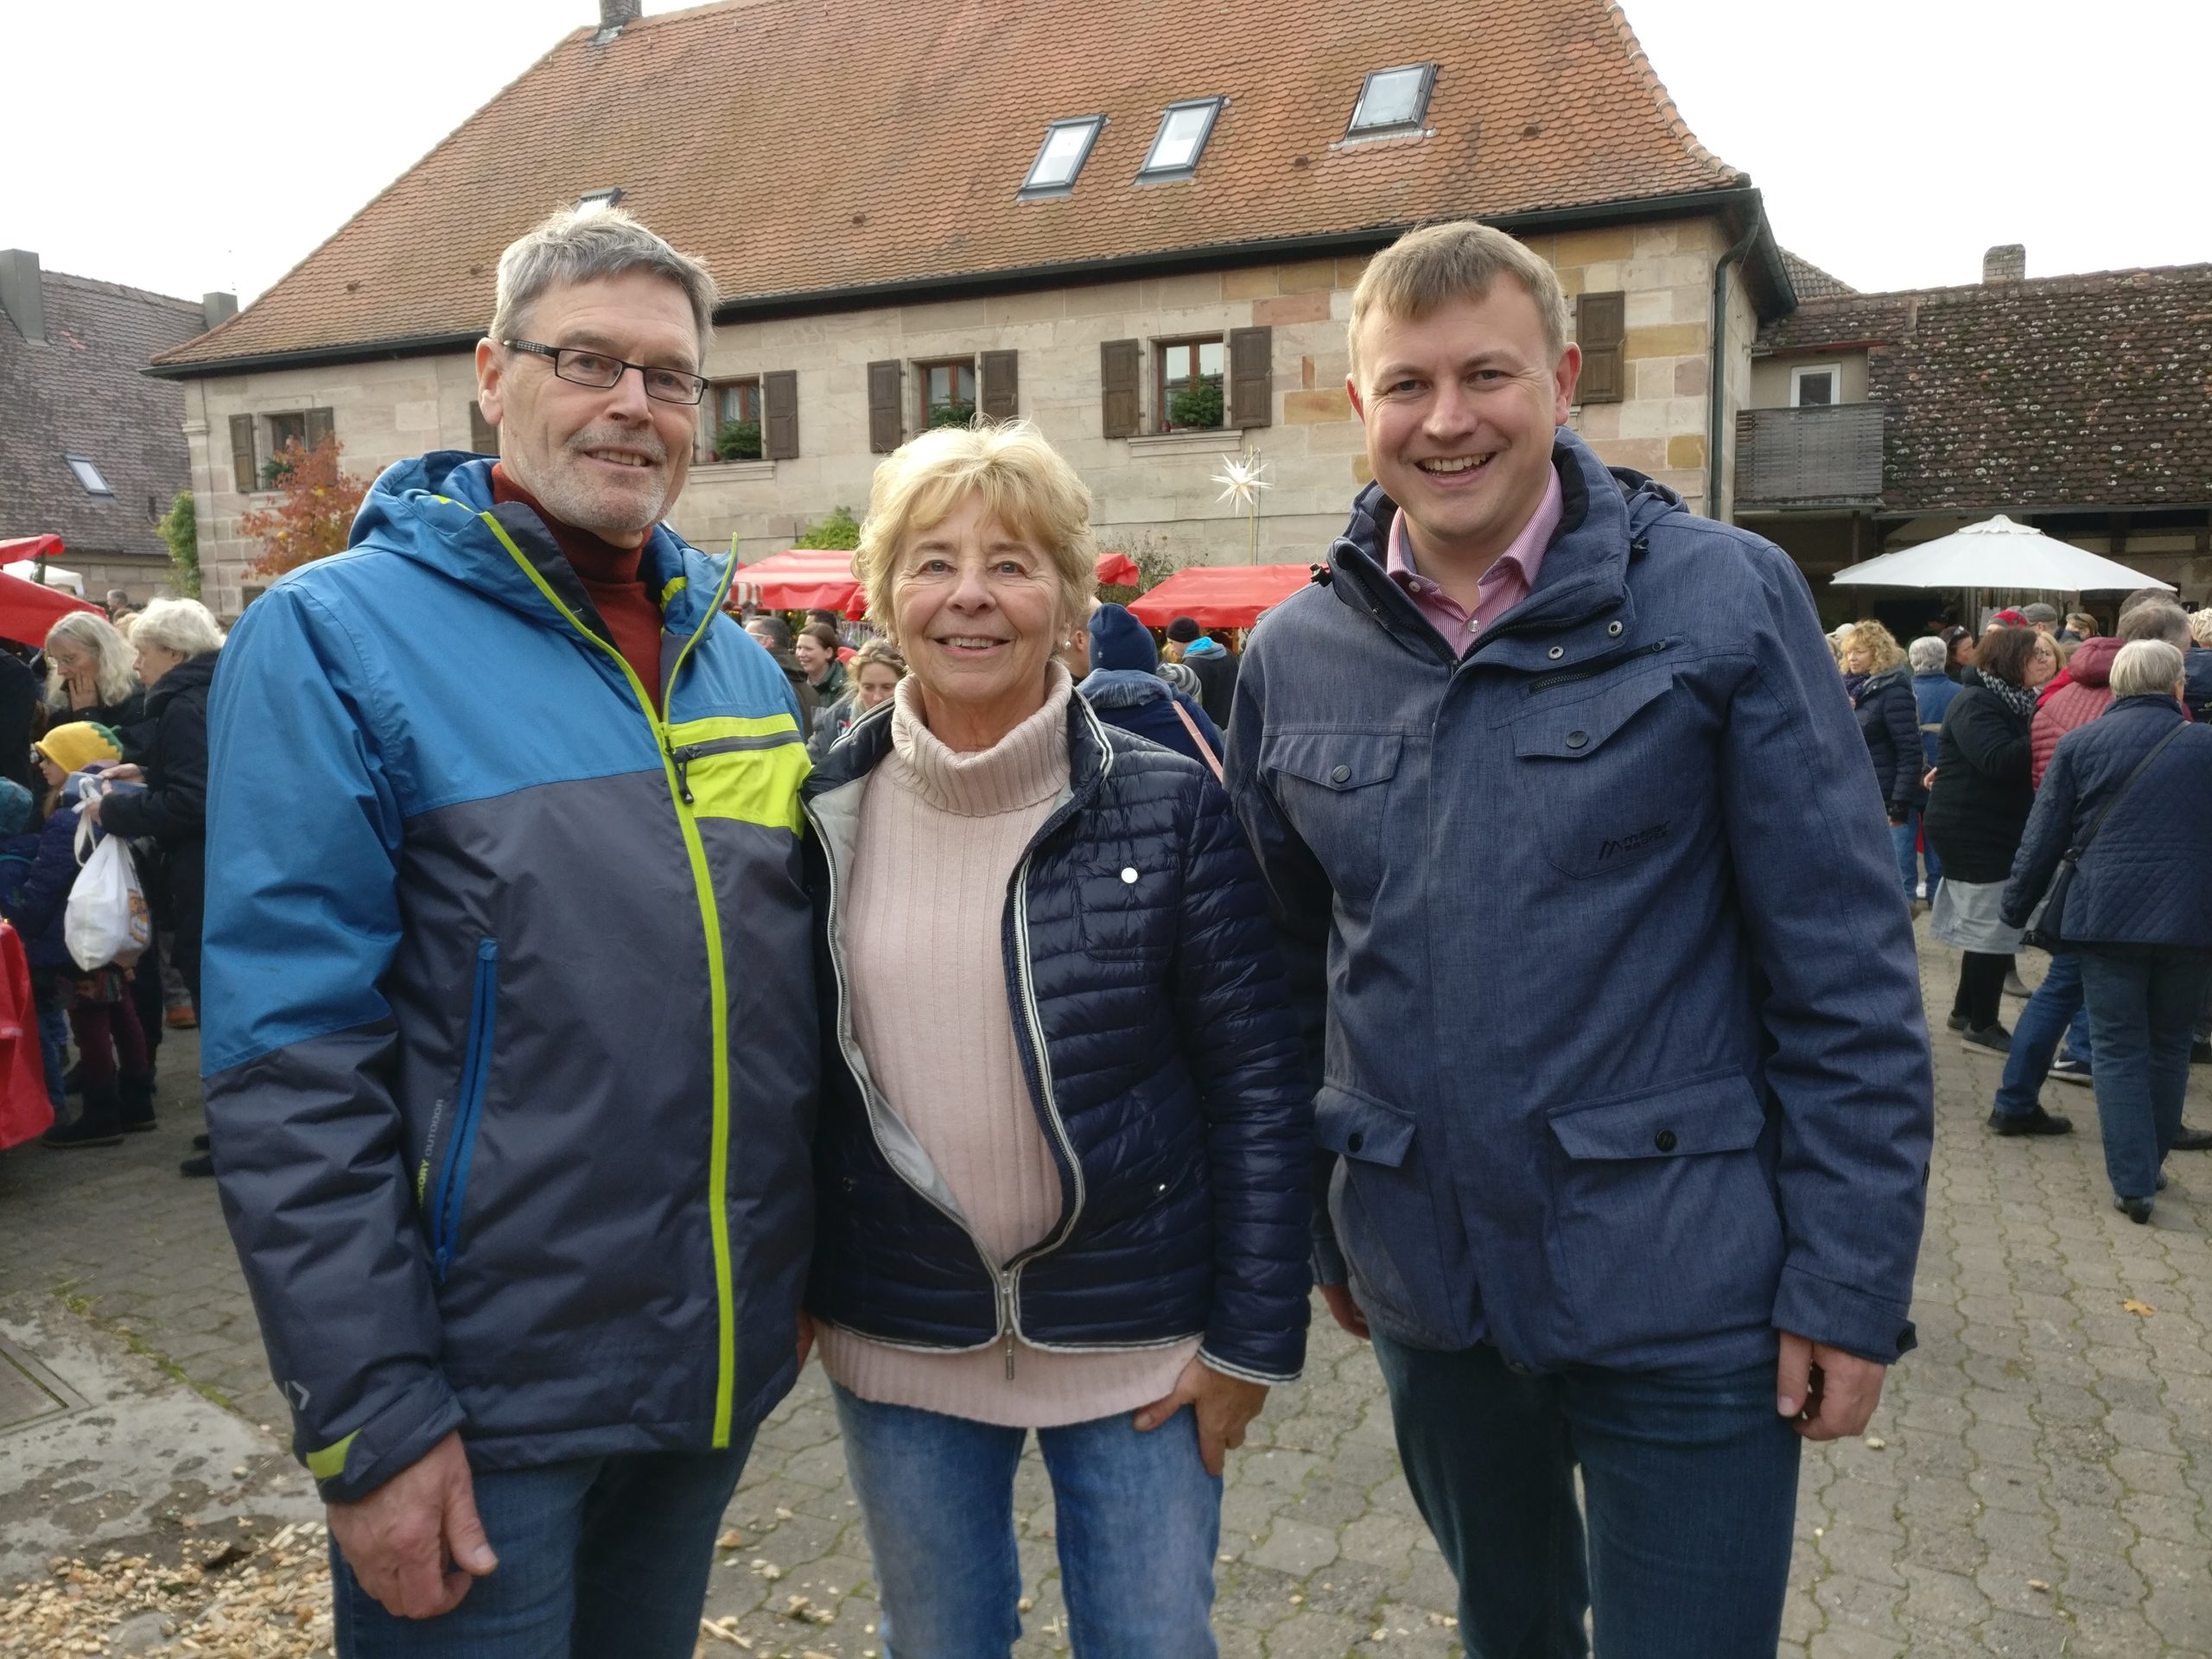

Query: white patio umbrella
left=1829, top=514, right=2174, bottom=595
left=1, top=558, right=86, bottom=595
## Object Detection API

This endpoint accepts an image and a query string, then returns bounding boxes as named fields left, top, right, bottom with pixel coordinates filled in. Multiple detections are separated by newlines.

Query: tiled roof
left=1780, top=248, right=1854, bottom=301
left=1756, top=264, right=2212, bottom=513
left=154, top=0, right=1745, bottom=372
left=0, top=269, right=202, bottom=556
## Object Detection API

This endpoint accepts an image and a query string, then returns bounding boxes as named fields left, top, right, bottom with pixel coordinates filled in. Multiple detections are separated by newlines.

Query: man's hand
left=1777, top=1332, right=1886, bottom=1440
left=97, top=763, right=144, bottom=785
left=1319, top=1282, right=1370, bottom=1341
left=1132, top=1358, right=1269, bottom=1476
left=326, top=1432, right=496, bottom=1619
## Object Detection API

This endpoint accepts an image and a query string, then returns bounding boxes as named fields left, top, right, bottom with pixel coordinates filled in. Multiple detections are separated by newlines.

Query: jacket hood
left=1182, top=636, right=1226, bottom=657
left=1088, top=603, right=1159, bottom=673
left=1860, top=665, right=1910, bottom=695
left=1079, top=668, right=1173, bottom=710
left=2063, top=635, right=2121, bottom=689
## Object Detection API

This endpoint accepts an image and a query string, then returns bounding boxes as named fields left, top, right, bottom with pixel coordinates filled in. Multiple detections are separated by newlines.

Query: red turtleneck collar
left=492, top=463, right=667, bottom=712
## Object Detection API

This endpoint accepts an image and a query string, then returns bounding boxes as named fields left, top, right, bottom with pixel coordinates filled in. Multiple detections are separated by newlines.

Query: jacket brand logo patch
left=1599, top=821, right=1670, bottom=861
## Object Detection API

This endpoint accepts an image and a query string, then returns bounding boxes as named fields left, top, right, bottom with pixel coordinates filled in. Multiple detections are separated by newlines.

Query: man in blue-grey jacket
left=1226, top=221, right=1932, bottom=1657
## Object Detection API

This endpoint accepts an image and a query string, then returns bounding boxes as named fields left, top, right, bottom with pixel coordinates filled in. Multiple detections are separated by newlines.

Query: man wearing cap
left=2021, top=603, right=2060, bottom=634
left=1165, top=615, right=1237, bottom=727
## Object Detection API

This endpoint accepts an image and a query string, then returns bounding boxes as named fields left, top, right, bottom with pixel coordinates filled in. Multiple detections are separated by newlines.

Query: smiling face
left=474, top=270, right=700, bottom=548
left=1349, top=282, right=1579, bottom=580
left=793, top=632, right=833, bottom=679
left=2026, top=633, right=2060, bottom=688
left=890, top=493, right=1065, bottom=749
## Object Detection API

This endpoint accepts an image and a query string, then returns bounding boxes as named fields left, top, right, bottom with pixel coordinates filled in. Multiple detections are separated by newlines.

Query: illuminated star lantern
left=1211, top=451, right=1272, bottom=510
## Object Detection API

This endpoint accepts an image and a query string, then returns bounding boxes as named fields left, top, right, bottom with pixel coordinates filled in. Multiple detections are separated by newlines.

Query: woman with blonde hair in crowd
left=1840, top=622, right=1923, bottom=903
left=806, top=637, right=906, bottom=759
left=41, top=611, right=143, bottom=734
left=800, top=420, right=1309, bottom=1655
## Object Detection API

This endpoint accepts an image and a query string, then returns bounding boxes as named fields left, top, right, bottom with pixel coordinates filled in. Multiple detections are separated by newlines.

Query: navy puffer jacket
left=801, top=690, right=1312, bottom=1383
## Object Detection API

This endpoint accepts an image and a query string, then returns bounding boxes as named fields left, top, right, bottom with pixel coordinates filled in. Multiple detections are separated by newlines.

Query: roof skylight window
left=1020, top=118, right=1105, bottom=199
left=576, top=188, right=624, bottom=213
left=64, top=456, right=112, bottom=497
left=1348, top=64, right=1436, bottom=137
left=1140, top=99, right=1224, bottom=181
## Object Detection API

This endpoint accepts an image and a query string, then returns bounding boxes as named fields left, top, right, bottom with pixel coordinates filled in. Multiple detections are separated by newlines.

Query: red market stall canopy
left=1126, top=564, right=1313, bottom=630
left=0, top=539, right=102, bottom=646
left=733, top=548, right=1156, bottom=615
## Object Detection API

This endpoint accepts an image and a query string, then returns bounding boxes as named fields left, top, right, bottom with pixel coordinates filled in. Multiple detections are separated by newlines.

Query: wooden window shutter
left=1576, top=291, right=1626, bottom=404
left=469, top=401, right=498, bottom=454
left=303, top=407, right=336, bottom=448
left=228, top=415, right=258, bottom=494
left=763, top=371, right=800, bottom=461
left=867, top=360, right=903, bottom=454
left=1100, top=340, right=1141, bottom=438
left=979, top=351, right=1019, bottom=421
left=1228, top=326, right=1273, bottom=429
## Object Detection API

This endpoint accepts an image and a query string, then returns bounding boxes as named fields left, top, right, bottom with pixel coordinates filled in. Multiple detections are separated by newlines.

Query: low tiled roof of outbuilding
left=1779, top=249, right=1854, bottom=301
left=154, top=0, right=1747, bottom=372
left=1757, top=264, right=2212, bottom=512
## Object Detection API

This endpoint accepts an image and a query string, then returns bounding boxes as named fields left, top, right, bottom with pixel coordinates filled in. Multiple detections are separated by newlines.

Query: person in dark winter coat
left=1924, top=626, right=2054, bottom=1051
left=1080, top=603, right=1225, bottom=770
left=2002, top=641, right=2212, bottom=1221
left=0, top=651, right=40, bottom=794
left=2186, top=610, right=2212, bottom=721
left=1907, top=636, right=1959, bottom=899
left=808, top=421, right=1309, bottom=1653
left=1841, top=623, right=1922, bottom=900
left=805, top=638, right=905, bottom=760
left=1164, top=615, right=1237, bottom=727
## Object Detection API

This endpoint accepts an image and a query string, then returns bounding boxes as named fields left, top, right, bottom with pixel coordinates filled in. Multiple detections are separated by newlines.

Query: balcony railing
left=1736, top=403, right=1884, bottom=509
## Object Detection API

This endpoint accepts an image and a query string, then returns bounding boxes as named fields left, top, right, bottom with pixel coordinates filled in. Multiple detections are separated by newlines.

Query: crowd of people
left=1836, top=594, right=2212, bottom=1223
left=2, top=592, right=224, bottom=1172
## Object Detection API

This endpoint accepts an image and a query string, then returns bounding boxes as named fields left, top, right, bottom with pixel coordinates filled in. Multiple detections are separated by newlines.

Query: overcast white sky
left=13, top=0, right=2207, bottom=305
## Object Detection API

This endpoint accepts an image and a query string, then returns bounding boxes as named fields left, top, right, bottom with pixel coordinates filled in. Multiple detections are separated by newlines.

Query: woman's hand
left=99, top=763, right=143, bottom=785
left=1133, top=1357, right=1268, bottom=1476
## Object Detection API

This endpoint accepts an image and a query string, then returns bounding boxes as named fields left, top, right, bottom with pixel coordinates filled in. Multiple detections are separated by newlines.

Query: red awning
left=0, top=554, right=103, bottom=649
left=1126, top=564, right=1314, bottom=630
left=0, top=536, right=67, bottom=566
left=728, top=549, right=862, bottom=614
left=1094, top=551, right=1141, bottom=588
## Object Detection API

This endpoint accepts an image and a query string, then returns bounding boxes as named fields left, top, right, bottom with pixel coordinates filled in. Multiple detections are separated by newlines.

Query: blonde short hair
left=2109, top=639, right=2185, bottom=701
left=131, top=597, right=227, bottom=659
left=854, top=422, right=1095, bottom=640
left=849, top=638, right=906, bottom=677
left=2189, top=609, right=2212, bottom=648
left=1348, top=220, right=1572, bottom=380
left=1841, top=620, right=1906, bottom=673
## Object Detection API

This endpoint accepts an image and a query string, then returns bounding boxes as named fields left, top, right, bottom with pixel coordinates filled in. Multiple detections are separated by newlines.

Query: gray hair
left=43, top=611, right=137, bottom=709
left=489, top=207, right=717, bottom=363
left=131, top=597, right=226, bottom=659
left=1908, top=635, right=1948, bottom=674
left=2116, top=599, right=2190, bottom=648
left=2109, top=639, right=2185, bottom=701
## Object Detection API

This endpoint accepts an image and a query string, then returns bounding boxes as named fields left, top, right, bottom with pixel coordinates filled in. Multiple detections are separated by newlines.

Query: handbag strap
left=2064, top=720, right=2190, bottom=861
left=1167, top=697, right=1224, bottom=781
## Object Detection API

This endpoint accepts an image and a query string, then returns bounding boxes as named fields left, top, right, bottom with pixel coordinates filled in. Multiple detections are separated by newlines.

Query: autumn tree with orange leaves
left=239, top=435, right=372, bottom=578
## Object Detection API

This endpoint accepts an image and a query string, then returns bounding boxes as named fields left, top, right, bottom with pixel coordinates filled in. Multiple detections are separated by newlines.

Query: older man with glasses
left=200, top=207, right=817, bottom=1656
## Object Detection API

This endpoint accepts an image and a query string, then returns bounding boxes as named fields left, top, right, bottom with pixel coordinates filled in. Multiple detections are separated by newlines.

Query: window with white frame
left=1790, top=365, right=1840, bottom=408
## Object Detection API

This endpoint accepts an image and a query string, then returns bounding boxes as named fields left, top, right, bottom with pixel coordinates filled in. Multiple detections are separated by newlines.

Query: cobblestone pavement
left=3, top=923, right=2209, bottom=1656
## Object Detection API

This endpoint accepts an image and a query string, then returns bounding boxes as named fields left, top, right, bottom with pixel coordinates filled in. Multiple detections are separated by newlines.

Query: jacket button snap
left=1548, top=645, right=1566, bottom=659
left=1607, top=620, right=1624, bottom=637
left=1330, top=764, right=1351, bottom=785
left=1346, top=1130, right=1365, bottom=1153
left=1654, top=1128, right=1677, bottom=1153
left=1120, top=867, right=1138, bottom=884
left=1565, top=730, right=1588, bottom=750
left=842, top=1176, right=857, bottom=1192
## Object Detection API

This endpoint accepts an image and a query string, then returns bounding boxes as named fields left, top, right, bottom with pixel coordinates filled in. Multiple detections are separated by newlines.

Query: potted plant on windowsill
left=715, top=418, right=764, bottom=462
left=927, top=400, right=977, bottom=429
left=1166, top=378, right=1224, bottom=432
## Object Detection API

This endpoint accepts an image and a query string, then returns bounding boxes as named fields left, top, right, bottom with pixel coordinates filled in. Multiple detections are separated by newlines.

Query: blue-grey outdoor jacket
left=1225, top=429, right=1933, bottom=1374
left=201, top=453, right=817, bottom=1502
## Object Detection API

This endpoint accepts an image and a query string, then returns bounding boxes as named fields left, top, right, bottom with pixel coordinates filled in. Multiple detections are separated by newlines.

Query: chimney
left=0, top=249, right=45, bottom=345
left=1982, top=244, right=2026, bottom=284
left=202, top=290, right=238, bottom=331
left=596, top=0, right=641, bottom=34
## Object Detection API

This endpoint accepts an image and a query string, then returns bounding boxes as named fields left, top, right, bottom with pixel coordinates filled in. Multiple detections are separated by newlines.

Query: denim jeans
left=1993, top=950, right=2093, bottom=1118
left=1370, top=1334, right=1801, bottom=1659
left=330, top=1440, right=752, bottom=1658
left=1891, top=810, right=1940, bottom=899
left=2079, top=947, right=2212, bottom=1203
left=832, top=1382, right=1220, bottom=1659
left=36, top=1007, right=67, bottom=1116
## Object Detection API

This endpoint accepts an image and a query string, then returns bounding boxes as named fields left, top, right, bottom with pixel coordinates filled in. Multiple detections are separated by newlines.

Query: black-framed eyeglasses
left=502, top=340, right=707, bottom=406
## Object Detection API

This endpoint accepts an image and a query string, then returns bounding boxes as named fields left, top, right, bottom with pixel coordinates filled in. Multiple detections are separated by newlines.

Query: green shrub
left=157, top=490, right=201, bottom=599
left=794, top=505, right=861, bottom=550
left=927, top=400, right=977, bottom=430
left=715, top=419, right=763, bottom=461
left=259, top=453, right=296, bottom=490
left=1167, top=378, right=1224, bottom=430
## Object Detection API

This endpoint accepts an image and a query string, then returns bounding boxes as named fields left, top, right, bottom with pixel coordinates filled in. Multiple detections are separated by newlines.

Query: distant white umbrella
left=1829, top=515, right=2173, bottom=594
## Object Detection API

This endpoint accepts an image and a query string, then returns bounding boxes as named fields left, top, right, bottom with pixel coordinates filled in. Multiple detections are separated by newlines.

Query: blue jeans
left=2079, top=948, right=2212, bottom=1203
left=1993, top=950, right=2093, bottom=1118
left=36, top=1007, right=67, bottom=1116
left=832, top=1382, right=1220, bottom=1659
left=1371, top=1333, right=1801, bottom=1659
left=330, top=1440, right=753, bottom=1658
left=1891, top=810, right=1940, bottom=899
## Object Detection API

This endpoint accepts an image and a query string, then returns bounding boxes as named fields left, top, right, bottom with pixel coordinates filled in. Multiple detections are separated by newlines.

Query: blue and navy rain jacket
left=201, top=452, right=817, bottom=1502
left=1227, top=428, right=1933, bottom=1375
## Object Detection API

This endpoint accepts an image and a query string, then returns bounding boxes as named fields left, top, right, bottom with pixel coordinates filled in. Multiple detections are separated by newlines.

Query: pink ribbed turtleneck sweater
left=816, top=667, right=1199, bottom=1427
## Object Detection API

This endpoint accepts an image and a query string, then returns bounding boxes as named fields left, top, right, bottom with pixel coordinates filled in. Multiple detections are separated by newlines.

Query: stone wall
left=186, top=216, right=1745, bottom=618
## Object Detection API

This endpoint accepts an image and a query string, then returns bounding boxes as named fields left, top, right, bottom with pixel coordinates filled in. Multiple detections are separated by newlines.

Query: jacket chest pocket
left=1262, top=733, right=1404, bottom=906
left=1074, top=852, right=1179, bottom=965
left=1510, top=671, right=1699, bottom=879
left=666, top=719, right=809, bottom=832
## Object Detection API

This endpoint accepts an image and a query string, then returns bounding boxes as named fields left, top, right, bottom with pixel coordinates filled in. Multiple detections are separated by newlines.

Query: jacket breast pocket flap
left=1267, top=733, right=1403, bottom=794
left=1547, top=1069, right=1767, bottom=1162
left=1315, top=1082, right=1416, bottom=1168
left=1263, top=734, right=1404, bottom=902
left=1513, top=671, right=1674, bottom=762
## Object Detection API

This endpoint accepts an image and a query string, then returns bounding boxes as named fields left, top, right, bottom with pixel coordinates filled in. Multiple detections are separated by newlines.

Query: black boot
left=43, top=1083, right=124, bottom=1149
left=118, top=1070, right=158, bottom=1134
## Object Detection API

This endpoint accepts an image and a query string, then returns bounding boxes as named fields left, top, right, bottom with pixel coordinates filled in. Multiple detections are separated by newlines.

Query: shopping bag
left=66, top=816, right=152, bottom=970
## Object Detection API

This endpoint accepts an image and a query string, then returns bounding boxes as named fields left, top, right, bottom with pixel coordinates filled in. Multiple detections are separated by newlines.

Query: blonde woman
left=800, top=421, right=1309, bottom=1656
left=1840, top=623, right=1923, bottom=901
left=42, top=611, right=143, bottom=733
left=805, top=638, right=906, bottom=759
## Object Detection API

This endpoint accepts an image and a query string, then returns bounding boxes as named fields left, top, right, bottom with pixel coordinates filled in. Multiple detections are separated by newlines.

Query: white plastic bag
left=66, top=816, right=151, bottom=970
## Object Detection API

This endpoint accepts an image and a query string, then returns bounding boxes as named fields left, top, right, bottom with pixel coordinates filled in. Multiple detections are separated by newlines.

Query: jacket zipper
left=482, top=516, right=747, bottom=1445
left=429, top=938, right=499, bottom=1283
left=1523, top=639, right=1670, bottom=696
